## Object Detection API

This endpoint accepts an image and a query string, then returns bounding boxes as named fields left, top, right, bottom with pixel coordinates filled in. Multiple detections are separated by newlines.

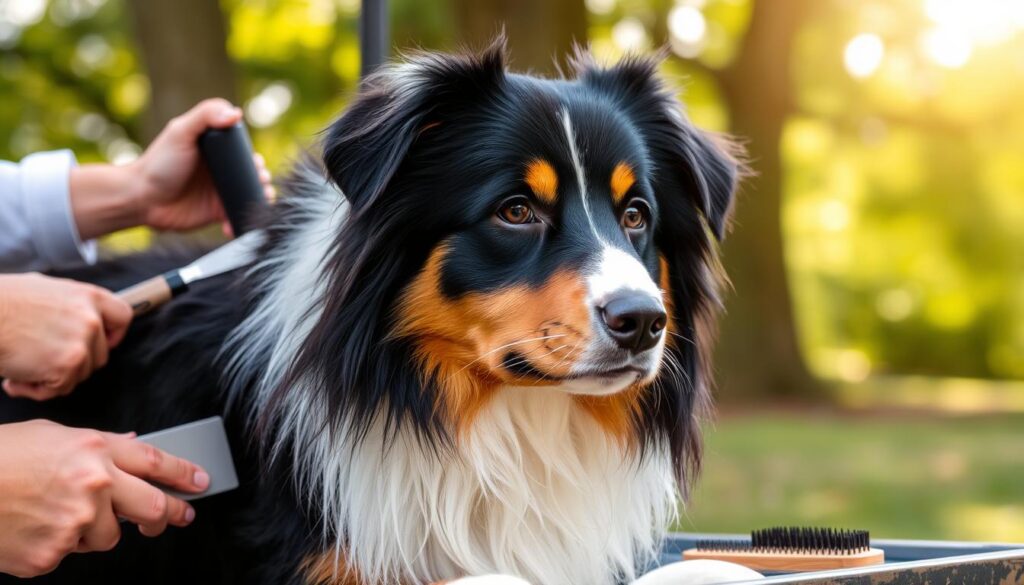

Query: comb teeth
left=696, top=527, right=871, bottom=555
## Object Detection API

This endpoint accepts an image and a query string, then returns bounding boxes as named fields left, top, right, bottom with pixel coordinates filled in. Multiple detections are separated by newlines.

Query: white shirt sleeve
left=0, top=150, right=97, bottom=273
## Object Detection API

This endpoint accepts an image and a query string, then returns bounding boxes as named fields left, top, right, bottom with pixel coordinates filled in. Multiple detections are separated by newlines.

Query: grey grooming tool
left=137, top=416, right=239, bottom=501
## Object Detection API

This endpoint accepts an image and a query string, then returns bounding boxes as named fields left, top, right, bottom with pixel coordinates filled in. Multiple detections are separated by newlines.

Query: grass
left=676, top=411, right=1024, bottom=543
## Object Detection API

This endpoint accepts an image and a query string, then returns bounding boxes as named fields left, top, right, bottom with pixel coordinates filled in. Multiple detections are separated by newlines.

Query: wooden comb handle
left=117, top=272, right=188, bottom=317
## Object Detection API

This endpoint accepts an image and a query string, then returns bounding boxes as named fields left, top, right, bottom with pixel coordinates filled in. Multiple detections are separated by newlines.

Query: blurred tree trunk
left=126, top=0, right=238, bottom=142
left=714, top=0, right=820, bottom=400
left=451, top=0, right=587, bottom=75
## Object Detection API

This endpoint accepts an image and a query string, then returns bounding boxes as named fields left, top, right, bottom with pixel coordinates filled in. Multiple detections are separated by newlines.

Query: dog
left=0, top=38, right=743, bottom=585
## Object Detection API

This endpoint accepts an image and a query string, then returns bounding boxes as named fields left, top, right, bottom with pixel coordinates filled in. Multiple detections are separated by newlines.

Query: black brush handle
left=198, top=122, right=267, bottom=235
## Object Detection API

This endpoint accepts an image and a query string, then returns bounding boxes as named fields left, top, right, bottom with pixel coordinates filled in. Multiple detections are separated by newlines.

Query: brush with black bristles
left=683, top=527, right=884, bottom=572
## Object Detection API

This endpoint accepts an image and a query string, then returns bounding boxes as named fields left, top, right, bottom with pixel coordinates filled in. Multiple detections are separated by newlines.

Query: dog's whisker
left=661, top=349, right=693, bottom=391
left=457, top=334, right=568, bottom=373
left=668, top=331, right=695, bottom=346
left=468, top=340, right=574, bottom=384
left=525, top=343, right=570, bottom=364
left=549, top=338, right=583, bottom=373
left=500, top=342, right=572, bottom=382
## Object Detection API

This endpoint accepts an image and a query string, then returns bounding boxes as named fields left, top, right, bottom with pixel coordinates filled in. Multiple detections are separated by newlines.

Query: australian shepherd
left=0, top=39, right=743, bottom=585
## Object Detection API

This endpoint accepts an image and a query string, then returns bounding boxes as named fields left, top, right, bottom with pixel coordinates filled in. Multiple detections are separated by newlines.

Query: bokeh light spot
left=844, top=33, right=885, bottom=79
left=669, top=6, right=706, bottom=44
left=921, top=27, right=972, bottom=68
left=611, top=17, right=648, bottom=51
left=245, top=82, right=294, bottom=128
left=819, top=200, right=851, bottom=232
left=585, top=0, right=616, bottom=16
left=836, top=349, right=872, bottom=382
left=876, top=288, right=916, bottom=322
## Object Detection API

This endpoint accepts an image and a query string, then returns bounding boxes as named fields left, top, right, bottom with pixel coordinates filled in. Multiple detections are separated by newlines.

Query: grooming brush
left=197, top=121, right=269, bottom=236
left=683, top=527, right=884, bottom=572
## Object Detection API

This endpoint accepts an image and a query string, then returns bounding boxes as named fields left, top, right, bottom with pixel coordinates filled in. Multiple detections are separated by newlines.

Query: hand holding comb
left=117, top=123, right=269, bottom=316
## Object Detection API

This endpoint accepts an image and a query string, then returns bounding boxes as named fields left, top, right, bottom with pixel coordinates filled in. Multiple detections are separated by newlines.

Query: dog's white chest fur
left=317, top=388, right=676, bottom=585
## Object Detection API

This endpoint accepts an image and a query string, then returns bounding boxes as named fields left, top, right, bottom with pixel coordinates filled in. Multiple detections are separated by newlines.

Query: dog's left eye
left=497, top=196, right=537, bottom=225
left=622, top=199, right=649, bottom=230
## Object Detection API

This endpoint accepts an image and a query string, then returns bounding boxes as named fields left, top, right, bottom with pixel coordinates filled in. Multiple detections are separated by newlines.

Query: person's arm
left=0, top=98, right=273, bottom=274
left=0, top=420, right=210, bottom=578
left=0, top=151, right=96, bottom=273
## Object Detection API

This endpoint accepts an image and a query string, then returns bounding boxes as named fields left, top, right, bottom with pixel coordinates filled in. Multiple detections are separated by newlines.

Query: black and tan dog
left=0, top=38, right=744, bottom=585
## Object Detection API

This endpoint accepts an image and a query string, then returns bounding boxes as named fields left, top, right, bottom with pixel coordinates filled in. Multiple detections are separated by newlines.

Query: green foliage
left=0, top=0, right=452, bottom=169
left=0, top=0, right=141, bottom=163
left=784, top=1, right=1024, bottom=382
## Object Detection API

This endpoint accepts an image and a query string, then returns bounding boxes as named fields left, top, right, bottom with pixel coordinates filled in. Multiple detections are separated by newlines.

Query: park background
left=1, top=0, right=1022, bottom=542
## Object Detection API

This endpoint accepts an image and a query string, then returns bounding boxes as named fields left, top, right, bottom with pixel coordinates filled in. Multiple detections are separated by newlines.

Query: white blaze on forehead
left=560, top=107, right=604, bottom=244
left=586, top=245, right=662, bottom=308
left=560, top=108, right=662, bottom=318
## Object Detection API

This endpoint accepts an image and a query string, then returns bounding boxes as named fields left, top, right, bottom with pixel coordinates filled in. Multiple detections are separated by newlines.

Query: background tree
left=710, top=0, right=819, bottom=400
left=452, top=0, right=587, bottom=74
left=125, top=0, right=237, bottom=140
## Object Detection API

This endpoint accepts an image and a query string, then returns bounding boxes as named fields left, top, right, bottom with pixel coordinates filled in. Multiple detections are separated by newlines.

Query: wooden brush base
left=682, top=547, right=885, bottom=572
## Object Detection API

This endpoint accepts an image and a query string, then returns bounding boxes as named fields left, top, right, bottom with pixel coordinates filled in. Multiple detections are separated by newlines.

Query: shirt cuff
left=20, top=149, right=97, bottom=270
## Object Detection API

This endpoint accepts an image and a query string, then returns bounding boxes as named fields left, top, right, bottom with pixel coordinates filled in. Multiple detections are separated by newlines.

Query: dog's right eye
left=497, top=196, right=537, bottom=225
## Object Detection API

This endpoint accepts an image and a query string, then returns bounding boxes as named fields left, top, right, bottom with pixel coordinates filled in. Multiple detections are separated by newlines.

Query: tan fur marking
left=574, top=388, right=644, bottom=446
left=659, top=255, right=673, bottom=323
left=525, top=159, right=559, bottom=204
left=610, top=162, right=636, bottom=204
left=658, top=255, right=676, bottom=351
left=396, top=245, right=593, bottom=434
left=302, top=552, right=364, bottom=585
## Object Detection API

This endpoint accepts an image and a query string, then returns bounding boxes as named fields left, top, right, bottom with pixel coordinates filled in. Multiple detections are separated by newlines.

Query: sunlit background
left=1, top=0, right=1022, bottom=543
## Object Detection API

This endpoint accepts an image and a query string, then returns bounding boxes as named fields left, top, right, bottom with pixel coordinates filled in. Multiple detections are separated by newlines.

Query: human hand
left=0, top=273, right=132, bottom=400
left=0, top=420, right=210, bottom=577
left=131, top=98, right=275, bottom=234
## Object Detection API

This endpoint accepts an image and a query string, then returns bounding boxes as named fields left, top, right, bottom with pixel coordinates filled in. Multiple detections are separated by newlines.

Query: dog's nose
left=600, top=294, right=667, bottom=352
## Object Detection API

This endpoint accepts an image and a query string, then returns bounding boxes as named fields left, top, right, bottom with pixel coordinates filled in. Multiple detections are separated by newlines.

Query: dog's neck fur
left=221, top=168, right=677, bottom=585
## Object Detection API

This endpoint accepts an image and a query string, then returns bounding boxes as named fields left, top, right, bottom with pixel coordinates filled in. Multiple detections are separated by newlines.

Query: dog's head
left=277, top=38, right=740, bottom=489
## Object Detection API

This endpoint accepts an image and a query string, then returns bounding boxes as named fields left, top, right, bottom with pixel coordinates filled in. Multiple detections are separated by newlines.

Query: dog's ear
left=323, top=36, right=507, bottom=210
left=668, top=123, right=740, bottom=242
left=575, top=53, right=742, bottom=240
